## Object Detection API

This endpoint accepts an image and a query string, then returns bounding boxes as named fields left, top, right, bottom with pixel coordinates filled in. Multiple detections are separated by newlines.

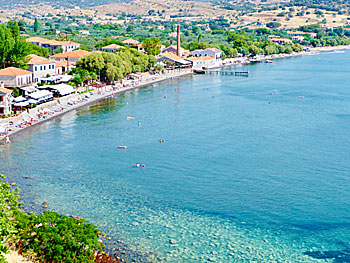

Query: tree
left=0, top=174, right=21, bottom=261
left=0, top=22, right=31, bottom=69
left=52, top=46, right=63, bottom=55
left=142, top=37, right=161, bottom=55
left=72, top=76, right=82, bottom=86
left=266, top=22, right=281, bottom=28
left=126, top=24, right=134, bottom=33
left=34, top=18, right=39, bottom=33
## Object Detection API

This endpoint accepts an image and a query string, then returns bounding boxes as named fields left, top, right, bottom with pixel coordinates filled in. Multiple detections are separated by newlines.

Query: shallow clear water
left=1, top=51, right=350, bottom=262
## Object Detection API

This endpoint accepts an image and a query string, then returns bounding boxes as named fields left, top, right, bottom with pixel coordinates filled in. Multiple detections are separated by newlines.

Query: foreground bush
left=0, top=175, right=120, bottom=263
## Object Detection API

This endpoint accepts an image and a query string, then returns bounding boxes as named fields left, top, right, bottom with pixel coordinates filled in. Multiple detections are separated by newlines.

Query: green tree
left=142, top=37, right=161, bottom=55
left=33, top=18, right=39, bottom=33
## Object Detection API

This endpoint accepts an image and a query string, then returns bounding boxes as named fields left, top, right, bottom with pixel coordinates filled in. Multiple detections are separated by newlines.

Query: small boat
left=135, top=163, right=146, bottom=167
left=265, top=60, right=274, bottom=63
left=118, top=146, right=127, bottom=149
left=194, top=69, right=205, bottom=74
left=127, top=116, right=134, bottom=119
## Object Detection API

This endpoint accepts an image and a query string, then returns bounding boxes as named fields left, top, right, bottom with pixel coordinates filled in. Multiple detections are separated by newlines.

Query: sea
left=1, top=50, right=350, bottom=262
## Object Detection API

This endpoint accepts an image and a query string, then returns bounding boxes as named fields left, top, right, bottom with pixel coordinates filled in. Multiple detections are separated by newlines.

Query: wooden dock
left=205, top=70, right=249, bottom=76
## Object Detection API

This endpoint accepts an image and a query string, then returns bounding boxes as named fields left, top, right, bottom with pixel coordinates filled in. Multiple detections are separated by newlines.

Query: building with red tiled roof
left=27, top=54, right=56, bottom=82
left=26, top=37, right=81, bottom=53
left=156, top=52, right=191, bottom=66
left=55, top=61, right=76, bottom=75
left=51, top=50, right=91, bottom=63
left=101, top=44, right=125, bottom=52
left=0, top=67, right=33, bottom=88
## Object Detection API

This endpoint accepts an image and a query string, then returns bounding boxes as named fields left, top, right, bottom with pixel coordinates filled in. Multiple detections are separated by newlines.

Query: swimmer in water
left=138, top=121, right=141, bottom=126
left=6, top=136, right=11, bottom=144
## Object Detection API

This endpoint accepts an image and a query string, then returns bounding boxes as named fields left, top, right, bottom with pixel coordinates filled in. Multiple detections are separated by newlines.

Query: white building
left=0, top=82, right=13, bottom=115
left=0, top=67, right=33, bottom=88
left=26, top=37, right=81, bottom=53
left=27, top=54, right=56, bottom=82
left=190, top=48, right=223, bottom=67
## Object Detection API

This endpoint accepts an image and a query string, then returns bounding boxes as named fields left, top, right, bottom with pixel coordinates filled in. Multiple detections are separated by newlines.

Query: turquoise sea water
left=1, top=51, right=350, bottom=262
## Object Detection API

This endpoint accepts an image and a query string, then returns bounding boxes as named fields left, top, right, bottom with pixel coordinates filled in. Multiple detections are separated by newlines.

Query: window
left=40, top=66, right=42, bottom=70
left=44, top=66, right=46, bottom=70
left=35, top=66, right=37, bottom=71
left=0, top=96, right=3, bottom=102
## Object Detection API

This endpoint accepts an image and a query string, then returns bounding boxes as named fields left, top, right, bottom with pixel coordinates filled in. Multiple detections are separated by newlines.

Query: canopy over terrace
left=28, top=90, right=53, bottom=103
left=43, top=84, right=75, bottom=97
left=88, top=83, right=106, bottom=91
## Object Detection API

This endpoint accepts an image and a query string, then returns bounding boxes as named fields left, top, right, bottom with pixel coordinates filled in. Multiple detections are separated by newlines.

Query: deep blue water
left=1, top=51, right=350, bottom=262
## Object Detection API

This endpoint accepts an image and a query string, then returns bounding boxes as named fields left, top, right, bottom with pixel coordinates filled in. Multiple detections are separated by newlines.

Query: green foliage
left=76, top=49, right=156, bottom=82
left=266, top=22, right=282, bottom=28
left=52, top=46, right=63, bottom=55
left=14, top=210, right=104, bottom=262
left=12, top=87, right=19, bottom=97
left=0, top=21, right=31, bottom=69
left=0, top=174, right=21, bottom=261
left=34, top=18, right=39, bottom=33
left=142, top=37, right=161, bottom=55
left=27, top=42, right=49, bottom=58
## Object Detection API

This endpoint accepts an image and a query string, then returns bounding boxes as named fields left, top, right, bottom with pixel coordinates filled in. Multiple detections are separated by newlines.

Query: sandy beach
left=0, top=69, right=192, bottom=145
left=2, top=44, right=350, bottom=146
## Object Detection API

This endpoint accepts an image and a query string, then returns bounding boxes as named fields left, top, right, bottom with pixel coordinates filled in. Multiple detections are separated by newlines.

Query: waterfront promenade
left=0, top=69, right=192, bottom=145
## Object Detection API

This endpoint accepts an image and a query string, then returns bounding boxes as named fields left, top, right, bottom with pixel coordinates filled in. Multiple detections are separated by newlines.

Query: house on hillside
left=0, top=82, right=13, bottom=115
left=27, top=54, right=56, bottom=82
left=292, top=36, right=305, bottom=42
left=26, top=37, right=81, bottom=53
left=122, top=38, right=144, bottom=52
left=51, top=50, right=91, bottom=63
left=55, top=61, right=75, bottom=75
left=101, top=44, right=125, bottom=52
left=287, top=31, right=316, bottom=38
left=0, top=67, right=33, bottom=88
left=270, top=38, right=293, bottom=45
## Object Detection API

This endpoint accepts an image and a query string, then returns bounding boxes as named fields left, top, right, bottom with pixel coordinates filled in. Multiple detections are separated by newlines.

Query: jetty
left=194, top=69, right=249, bottom=76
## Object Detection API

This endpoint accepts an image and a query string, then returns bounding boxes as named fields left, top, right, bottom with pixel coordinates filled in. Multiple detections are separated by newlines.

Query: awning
left=28, top=90, right=53, bottom=101
left=14, top=96, right=26, bottom=102
left=52, top=84, right=75, bottom=96
left=28, top=99, right=38, bottom=104
left=14, top=101, right=29, bottom=107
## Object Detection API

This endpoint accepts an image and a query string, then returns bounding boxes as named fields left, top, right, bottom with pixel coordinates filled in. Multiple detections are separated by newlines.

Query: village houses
left=0, top=82, right=13, bottom=115
left=26, top=37, right=81, bottom=53
left=27, top=54, right=56, bottom=82
left=51, top=50, right=91, bottom=63
left=0, top=67, right=33, bottom=88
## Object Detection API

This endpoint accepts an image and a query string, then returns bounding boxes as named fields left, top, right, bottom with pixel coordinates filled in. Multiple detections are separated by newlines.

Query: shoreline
left=1, top=44, right=350, bottom=145
left=0, top=70, right=192, bottom=145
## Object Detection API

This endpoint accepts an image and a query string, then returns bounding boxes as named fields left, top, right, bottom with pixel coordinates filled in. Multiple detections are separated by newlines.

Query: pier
left=194, top=69, right=249, bottom=76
